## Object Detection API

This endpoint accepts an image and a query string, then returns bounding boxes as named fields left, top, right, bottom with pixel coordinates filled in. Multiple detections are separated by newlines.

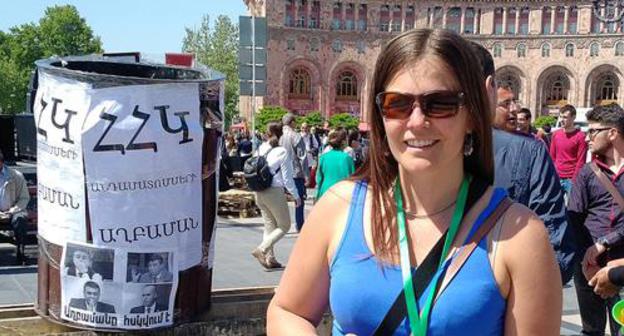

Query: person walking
left=568, top=103, right=624, bottom=336
left=316, top=129, right=355, bottom=200
left=550, top=104, right=588, bottom=195
left=280, top=113, right=308, bottom=231
left=252, top=122, right=301, bottom=270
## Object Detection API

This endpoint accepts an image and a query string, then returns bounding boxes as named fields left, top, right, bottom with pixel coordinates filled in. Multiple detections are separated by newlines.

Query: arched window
left=544, top=73, right=570, bottom=104
left=542, top=43, right=551, bottom=57
left=507, top=7, right=517, bottom=34
left=464, top=8, right=476, bottom=34
left=596, top=73, right=619, bottom=104
left=289, top=68, right=311, bottom=98
left=310, top=38, right=319, bottom=52
left=336, top=71, right=358, bottom=99
left=542, top=7, right=552, bottom=34
left=494, top=7, right=504, bottom=35
left=517, top=43, right=526, bottom=57
left=519, top=7, right=530, bottom=34
left=332, top=39, right=343, bottom=52
left=565, top=43, right=575, bottom=57
left=493, top=43, right=502, bottom=57
left=446, top=7, right=461, bottom=33
left=617, top=41, right=624, bottom=56
left=555, top=6, right=565, bottom=34
left=590, top=42, right=600, bottom=57
left=568, top=6, right=578, bottom=34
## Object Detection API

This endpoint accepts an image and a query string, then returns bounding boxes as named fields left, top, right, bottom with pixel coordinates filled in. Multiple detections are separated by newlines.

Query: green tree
left=182, top=15, right=239, bottom=128
left=534, top=115, right=557, bottom=129
left=300, top=111, right=324, bottom=128
left=328, top=113, right=359, bottom=129
left=255, top=106, right=289, bottom=133
left=0, top=5, right=102, bottom=114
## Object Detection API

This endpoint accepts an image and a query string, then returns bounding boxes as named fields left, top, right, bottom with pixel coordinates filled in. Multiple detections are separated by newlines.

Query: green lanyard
left=394, top=175, right=471, bottom=336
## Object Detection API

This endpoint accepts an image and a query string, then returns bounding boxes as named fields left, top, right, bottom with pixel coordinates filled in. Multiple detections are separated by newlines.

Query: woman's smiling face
left=382, top=56, right=470, bottom=174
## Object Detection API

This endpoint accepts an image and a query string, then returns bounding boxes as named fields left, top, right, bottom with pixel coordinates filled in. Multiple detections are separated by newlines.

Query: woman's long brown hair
left=351, top=28, right=494, bottom=263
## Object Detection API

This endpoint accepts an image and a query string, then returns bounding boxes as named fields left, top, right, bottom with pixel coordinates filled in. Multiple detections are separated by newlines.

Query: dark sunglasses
left=587, top=127, right=611, bottom=138
left=375, top=90, right=465, bottom=120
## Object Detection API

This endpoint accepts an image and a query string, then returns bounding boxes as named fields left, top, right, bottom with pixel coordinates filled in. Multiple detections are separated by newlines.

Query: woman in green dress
left=316, top=129, right=355, bottom=200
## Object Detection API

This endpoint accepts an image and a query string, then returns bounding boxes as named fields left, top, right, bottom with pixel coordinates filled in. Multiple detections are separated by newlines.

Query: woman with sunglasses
left=267, top=29, right=561, bottom=335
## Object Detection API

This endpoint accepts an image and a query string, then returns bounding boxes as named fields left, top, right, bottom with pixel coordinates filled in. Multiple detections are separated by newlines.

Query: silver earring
left=463, top=133, right=474, bottom=156
left=424, top=120, right=431, bottom=128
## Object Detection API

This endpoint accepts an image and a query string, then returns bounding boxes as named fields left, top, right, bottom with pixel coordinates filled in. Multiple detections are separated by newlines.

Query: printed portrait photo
left=63, top=243, right=114, bottom=281
left=126, top=252, right=174, bottom=283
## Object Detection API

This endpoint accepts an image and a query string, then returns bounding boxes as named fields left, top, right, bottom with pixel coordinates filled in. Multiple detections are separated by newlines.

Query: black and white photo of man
left=130, top=253, right=173, bottom=283
left=129, top=285, right=167, bottom=314
left=68, top=281, right=116, bottom=313
left=64, top=248, right=103, bottom=282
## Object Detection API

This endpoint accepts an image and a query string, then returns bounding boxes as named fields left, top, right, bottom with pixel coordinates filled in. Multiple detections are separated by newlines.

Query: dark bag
left=243, top=147, right=280, bottom=191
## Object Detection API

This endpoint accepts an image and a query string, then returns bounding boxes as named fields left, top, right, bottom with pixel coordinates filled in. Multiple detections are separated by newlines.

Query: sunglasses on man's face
left=375, top=90, right=465, bottom=120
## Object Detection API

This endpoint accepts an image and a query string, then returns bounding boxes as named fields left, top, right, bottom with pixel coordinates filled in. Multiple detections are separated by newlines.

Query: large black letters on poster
left=37, top=95, right=194, bottom=154
left=37, top=97, right=77, bottom=144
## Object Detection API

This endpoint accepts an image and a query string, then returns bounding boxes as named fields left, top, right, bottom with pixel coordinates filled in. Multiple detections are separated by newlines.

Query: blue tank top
left=329, top=181, right=507, bottom=335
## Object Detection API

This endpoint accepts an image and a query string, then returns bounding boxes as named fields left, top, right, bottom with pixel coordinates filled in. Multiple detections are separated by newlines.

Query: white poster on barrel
left=82, top=83, right=203, bottom=270
left=33, top=72, right=90, bottom=244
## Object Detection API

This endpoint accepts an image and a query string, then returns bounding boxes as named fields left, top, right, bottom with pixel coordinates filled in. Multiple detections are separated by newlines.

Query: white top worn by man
left=0, top=150, right=30, bottom=263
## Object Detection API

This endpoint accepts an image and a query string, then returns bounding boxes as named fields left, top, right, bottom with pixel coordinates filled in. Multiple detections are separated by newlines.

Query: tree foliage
left=254, top=106, right=289, bottom=133
left=534, top=115, right=557, bottom=129
left=299, top=111, right=324, bottom=128
left=182, top=15, right=239, bottom=128
left=328, top=113, right=360, bottom=130
left=0, top=5, right=102, bottom=114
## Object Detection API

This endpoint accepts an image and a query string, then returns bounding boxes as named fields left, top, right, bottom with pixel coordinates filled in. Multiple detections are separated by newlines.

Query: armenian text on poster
left=82, top=83, right=204, bottom=270
left=34, top=72, right=90, bottom=244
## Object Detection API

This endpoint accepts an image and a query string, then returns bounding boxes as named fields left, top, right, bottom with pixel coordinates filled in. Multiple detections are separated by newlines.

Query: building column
left=502, top=7, right=508, bottom=34
left=429, top=7, right=434, bottom=28
left=600, top=6, right=606, bottom=32
left=550, top=6, right=556, bottom=34
left=460, top=6, right=466, bottom=33
left=474, top=8, right=479, bottom=34
left=342, top=1, right=346, bottom=29
left=354, top=1, right=359, bottom=30
left=515, top=7, right=520, bottom=34
left=306, top=0, right=311, bottom=28
left=442, top=6, right=448, bottom=29
left=294, top=0, right=299, bottom=26
left=564, top=6, right=569, bottom=34
left=401, top=1, right=407, bottom=31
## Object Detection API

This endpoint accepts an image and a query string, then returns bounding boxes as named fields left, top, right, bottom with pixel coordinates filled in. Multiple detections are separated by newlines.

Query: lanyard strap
left=395, top=175, right=471, bottom=335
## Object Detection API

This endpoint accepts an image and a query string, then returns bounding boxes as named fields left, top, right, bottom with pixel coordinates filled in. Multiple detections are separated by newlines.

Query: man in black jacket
left=69, top=281, right=115, bottom=313
left=130, top=285, right=167, bottom=313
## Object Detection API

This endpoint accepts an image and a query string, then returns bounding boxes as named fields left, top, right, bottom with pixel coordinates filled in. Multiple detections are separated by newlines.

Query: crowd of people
left=236, top=28, right=624, bottom=336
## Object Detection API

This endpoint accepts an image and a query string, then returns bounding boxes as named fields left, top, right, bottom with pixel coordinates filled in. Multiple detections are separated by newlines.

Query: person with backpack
left=249, top=122, right=301, bottom=270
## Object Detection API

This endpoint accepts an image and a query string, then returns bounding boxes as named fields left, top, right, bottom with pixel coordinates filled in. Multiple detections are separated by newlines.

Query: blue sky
left=0, top=1, right=248, bottom=54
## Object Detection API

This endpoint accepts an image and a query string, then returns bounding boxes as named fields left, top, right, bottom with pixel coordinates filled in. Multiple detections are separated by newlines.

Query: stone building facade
left=241, top=0, right=624, bottom=122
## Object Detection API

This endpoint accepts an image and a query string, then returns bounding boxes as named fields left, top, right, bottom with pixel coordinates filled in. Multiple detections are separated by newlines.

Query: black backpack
left=243, top=147, right=281, bottom=191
